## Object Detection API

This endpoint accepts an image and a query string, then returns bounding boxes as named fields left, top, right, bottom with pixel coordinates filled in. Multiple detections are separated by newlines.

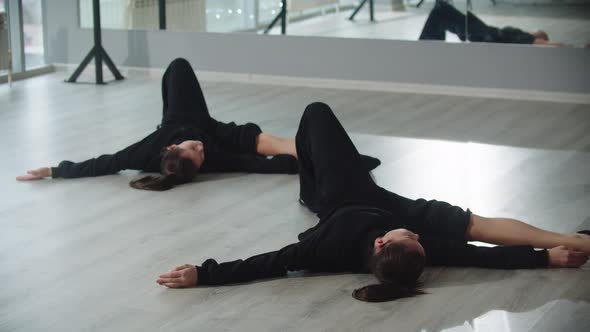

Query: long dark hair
left=353, top=243, right=425, bottom=302
left=129, top=148, right=198, bottom=191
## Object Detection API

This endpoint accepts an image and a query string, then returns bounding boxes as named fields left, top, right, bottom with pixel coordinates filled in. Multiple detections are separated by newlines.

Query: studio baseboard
left=53, top=64, right=590, bottom=105
left=0, top=65, right=55, bottom=84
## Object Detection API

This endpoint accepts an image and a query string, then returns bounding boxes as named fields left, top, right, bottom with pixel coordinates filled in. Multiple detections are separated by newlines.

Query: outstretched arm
left=17, top=153, right=132, bottom=180
left=465, top=215, right=590, bottom=255
left=16, top=137, right=152, bottom=180
left=424, top=239, right=587, bottom=269
left=157, top=242, right=312, bottom=288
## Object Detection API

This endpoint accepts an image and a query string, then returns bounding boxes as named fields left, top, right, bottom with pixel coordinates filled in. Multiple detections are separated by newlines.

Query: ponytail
left=129, top=175, right=181, bottom=191
left=129, top=148, right=198, bottom=191
left=353, top=242, right=425, bottom=302
left=353, top=281, right=424, bottom=303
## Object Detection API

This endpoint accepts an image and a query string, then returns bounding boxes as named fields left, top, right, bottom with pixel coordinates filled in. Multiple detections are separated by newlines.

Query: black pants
left=296, top=103, right=471, bottom=240
left=419, top=2, right=497, bottom=42
left=296, top=102, right=376, bottom=216
left=161, top=58, right=214, bottom=128
left=160, top=58, right=261, bottom=154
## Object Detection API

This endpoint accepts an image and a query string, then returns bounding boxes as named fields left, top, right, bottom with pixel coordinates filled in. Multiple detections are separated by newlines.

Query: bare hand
left=570, top=233, right=590, bottom=255
left=16, top=167, right=52, bottom=181
left=157, top=264, right=198, bottom=288
left=548, top=246, right=588, bottom=268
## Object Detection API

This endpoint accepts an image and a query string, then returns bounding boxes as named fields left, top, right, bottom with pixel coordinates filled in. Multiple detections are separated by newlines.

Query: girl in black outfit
left=419, top=1, right=551, bottom=45
left=157, top=103, right=590, bottom=302
left=16, top=58, right=301, bottom=190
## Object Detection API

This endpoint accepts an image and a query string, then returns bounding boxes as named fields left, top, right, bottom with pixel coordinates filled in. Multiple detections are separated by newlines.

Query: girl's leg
left=160, top=58, right=213, bottom=127
left=421, top=2, right=469, bottom=41
left=419, top=2, right=449, bottom=40
left=466, top=214, right=590, bottom=254
left=464, top=11, right=496, bottom=42
left=419, top=2, right=491, bottom=42
left=161, top=58, right=265, bottom=152
left=296, top=102, right=377, bottom=215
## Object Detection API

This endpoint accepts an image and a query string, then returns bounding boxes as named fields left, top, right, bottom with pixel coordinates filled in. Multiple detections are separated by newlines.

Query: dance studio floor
left=1, top=70, right=589, bottom=331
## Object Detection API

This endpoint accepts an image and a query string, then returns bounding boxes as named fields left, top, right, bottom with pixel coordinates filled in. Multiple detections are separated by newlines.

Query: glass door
left=0, top=0, right=8, bottom=75
left=1, top=0, right=48, bottom=82
left=22, top=0, right=44, bottom=69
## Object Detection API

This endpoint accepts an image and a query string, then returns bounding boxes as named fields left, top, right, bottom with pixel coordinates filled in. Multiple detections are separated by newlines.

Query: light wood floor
left=0, top=71, right=589, bottom=332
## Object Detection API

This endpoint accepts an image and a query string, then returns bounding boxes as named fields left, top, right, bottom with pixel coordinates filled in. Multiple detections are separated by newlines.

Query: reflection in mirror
left=79, top=0, right=590, bottom=47
left=420, top=0, right=590, bottom=47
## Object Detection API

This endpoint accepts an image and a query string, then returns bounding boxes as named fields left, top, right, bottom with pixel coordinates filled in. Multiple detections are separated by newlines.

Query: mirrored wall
left=78, top=0, right=590, bottom=47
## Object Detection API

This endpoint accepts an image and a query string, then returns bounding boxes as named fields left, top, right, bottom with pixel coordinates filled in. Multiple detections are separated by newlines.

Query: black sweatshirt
left=496, top=26, right=536, bottom=44
left=51, top=123, right=298, bottom=178
left=196, top=204, right=548, bottom=285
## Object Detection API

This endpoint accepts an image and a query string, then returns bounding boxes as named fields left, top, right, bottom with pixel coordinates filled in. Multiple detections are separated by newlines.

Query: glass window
left=22, top=0, right=45, bottom=68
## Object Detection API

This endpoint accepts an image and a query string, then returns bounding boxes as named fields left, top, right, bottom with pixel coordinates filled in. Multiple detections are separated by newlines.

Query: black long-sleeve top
left=494, top=26, right=535, bottom=44
left=196, top=204, right=548, bottom=285
left=51, top=123, right=298, bottom=178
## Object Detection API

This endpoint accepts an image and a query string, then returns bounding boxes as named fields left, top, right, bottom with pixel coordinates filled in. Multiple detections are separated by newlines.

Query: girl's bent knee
left=168, top=58, right=192, bottom=72
left=303, top=102, right=335, bottom=119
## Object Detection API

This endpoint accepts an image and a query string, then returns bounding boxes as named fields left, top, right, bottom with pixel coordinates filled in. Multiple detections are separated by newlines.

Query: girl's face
left=166, top=140, right=205, bottom=169
left=374, top=228, right=425, bottom=256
